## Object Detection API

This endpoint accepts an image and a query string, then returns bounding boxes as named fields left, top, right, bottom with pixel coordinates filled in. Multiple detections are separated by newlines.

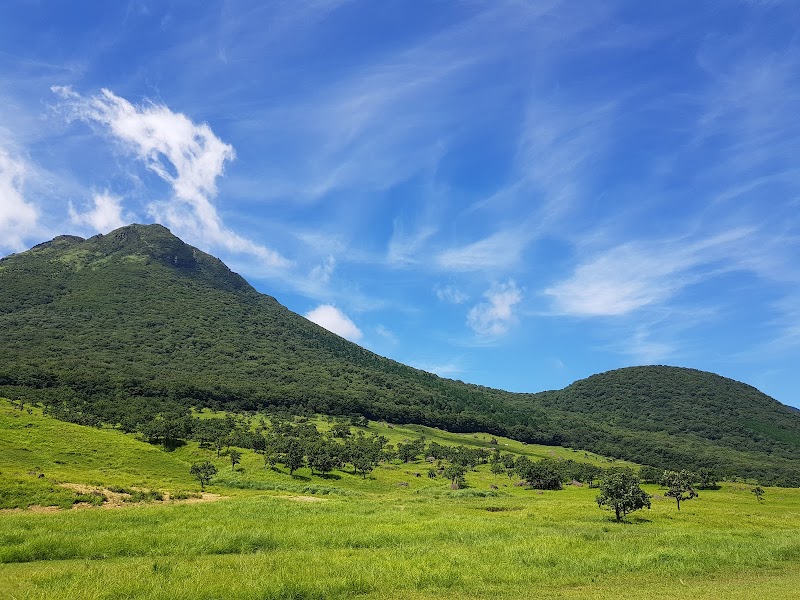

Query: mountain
left=1, top=224, right=799, bottom=484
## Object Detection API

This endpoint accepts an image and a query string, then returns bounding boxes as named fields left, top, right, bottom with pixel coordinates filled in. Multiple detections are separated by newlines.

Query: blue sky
left=2, top=1, right=800, bottom=407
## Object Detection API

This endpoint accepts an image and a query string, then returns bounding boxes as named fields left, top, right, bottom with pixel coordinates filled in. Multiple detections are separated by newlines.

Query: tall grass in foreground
left=2, top=486, right=800, bottom=599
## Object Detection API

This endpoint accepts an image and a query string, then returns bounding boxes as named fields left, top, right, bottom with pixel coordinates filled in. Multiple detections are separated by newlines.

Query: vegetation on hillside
left=2, top=224, right=799, bottom=485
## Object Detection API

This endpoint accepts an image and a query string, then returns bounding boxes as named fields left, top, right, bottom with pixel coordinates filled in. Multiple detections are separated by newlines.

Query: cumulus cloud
left=51, top=86, right=289, bottom=268
left=0, top=148, right=38, bottom=252
left=305, top=304, right=363, bottom=341
left=69, top=191, right=128, bottom=232
left=466, top=280, right=523, bottom=336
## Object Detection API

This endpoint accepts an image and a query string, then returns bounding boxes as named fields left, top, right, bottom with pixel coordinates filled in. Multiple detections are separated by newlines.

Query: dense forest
left=2, top=224, right=799, bottom=485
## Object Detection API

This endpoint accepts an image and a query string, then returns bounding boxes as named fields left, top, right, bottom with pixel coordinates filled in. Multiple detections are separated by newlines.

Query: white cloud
left=436, top=229, right=528, bottom=272
left=375, top=324, right=397, bottom=344
left=387, top=221, right=437, bottom=266
left=69, top=191, right=128, bottom=233
left=305, top=304, right=363, bottom=341
left=309, top=255, right=336, bottom=284
left=51, top=86, right=289, bottom=269
left=622, top=328, right=676, bottom=364
left=410, top=360, right=465, bottom=378
left=545, top=228, right=753, bottom=317
left=435, top=285, right=468, bottom=304
left=466, top=280, right=523, bottom=336
left=0, top=148, right=38, bottom=252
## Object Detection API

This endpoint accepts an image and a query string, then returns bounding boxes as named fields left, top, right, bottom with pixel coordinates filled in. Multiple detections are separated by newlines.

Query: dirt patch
left=58, top=483, right=226, bottom=510
left=176, top=493, right=222, bottom=504
left=285, top=495, right=326, bottom=502
left=1, top=487, right=226, bottom=513
left=0, top=504, right=62, bottom=514
left=28, top=505, right=61, bottom=513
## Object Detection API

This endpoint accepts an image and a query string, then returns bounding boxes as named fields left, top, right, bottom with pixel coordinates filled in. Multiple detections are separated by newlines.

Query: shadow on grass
left=610, top=516, right=652, bottom=525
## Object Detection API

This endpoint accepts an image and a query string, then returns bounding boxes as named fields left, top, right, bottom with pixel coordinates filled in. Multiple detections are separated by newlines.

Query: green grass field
left=2, top=399, right=800, bottom=599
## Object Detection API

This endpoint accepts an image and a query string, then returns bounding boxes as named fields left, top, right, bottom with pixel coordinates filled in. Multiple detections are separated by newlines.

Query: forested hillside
left=2, top=224, right=799, bottom=484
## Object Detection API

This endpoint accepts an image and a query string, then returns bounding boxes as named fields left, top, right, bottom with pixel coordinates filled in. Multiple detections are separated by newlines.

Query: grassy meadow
left=2, top=399, right=800, bottom=599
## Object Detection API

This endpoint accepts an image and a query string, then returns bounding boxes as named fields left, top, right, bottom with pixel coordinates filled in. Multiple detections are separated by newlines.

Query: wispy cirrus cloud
left=436, top=228, right=530, bottom=272
left=374, top=324, right=397, bottom=345
left=387, top=221, right=438, bottom=267
left=545, top=228, right=754, bottom=317
left=51, top=86, right=289, bottom=269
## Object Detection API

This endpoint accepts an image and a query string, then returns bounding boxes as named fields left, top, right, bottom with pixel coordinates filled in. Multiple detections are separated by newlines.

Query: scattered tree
left=751, top=486, right=765, bottom=502
left=396, top=438, right=425, bottom=463
left=190, top=461, right=218, bottom=491
left=330, top=421, right=351, bottom=439
left=696, top=468, right=719, bottom=490
left=229, top=449, right=242, bottom=471
left=489, top=454, right=507, bottom=478
left=639, top=465, right=662, bottom=484
left=662, top=470, right=698, bottom=511
left=596, top=470, right=651, bottom=522
left=284, top=438, right=306, bottom=475
left=262, top=432, right=282, bottom=469
left=347, top=432, right=386, bottom=478
left=443, top=463, right=467, bottom=489
left=196, top=417, right=235, bottom=458
left=307, top=439, right=339, bottom=475
left=515, top=459, right=562, bottom=490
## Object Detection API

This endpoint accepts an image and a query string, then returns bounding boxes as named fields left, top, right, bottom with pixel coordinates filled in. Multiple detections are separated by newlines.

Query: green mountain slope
left=1, top=224, right=799, bottom=484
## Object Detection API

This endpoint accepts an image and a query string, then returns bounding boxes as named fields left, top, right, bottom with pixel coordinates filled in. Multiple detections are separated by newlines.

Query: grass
left=2, top=399, right=800, bottom=599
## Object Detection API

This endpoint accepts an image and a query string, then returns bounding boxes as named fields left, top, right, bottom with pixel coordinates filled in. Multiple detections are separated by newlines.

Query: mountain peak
left=4, top=223, right=253, bottom=294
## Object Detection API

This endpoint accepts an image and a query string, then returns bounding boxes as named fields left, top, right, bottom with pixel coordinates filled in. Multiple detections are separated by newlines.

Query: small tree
left=697, top=468, right=719, bottom=490
left=639, top=465, right=662, bottom=485
left=596, top=470, right=651, bottom=522
left=307, top=440, right=339, bottom=476
left=751, top=486, right=765, bottom=502
left=330, top=421, right=351, bottom=439
left=190, top=461, right=218, bottom=491
left=396, top=439, right=425, bottom=463
left=443, top=463, right=467, bottom=489
left=516, top=460, right=563, bottom=490
left=229, top=449, right=242, bottom=472
left=489, top=455, right=506, bottom=478
left=346, top=433, right=386, bottom=478
left=284, top=438, right=305, bottom=475
left=662, top=470, right=698, bottom=511
left=263, top=433, right=282, bottom=469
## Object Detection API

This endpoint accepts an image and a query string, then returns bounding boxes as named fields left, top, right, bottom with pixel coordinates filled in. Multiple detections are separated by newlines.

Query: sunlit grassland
left=0, top=402, right=195, bottom=492
left=2, top=399, right=800, bottom=599
left=2, top=486, right=800, bottom=599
